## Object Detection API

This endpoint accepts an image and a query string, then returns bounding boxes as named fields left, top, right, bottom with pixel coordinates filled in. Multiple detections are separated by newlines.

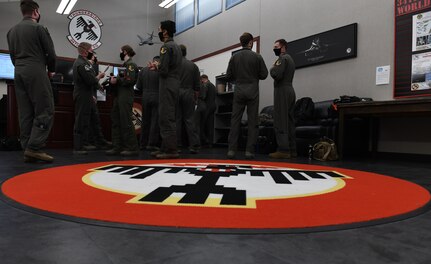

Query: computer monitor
left=0, top=52, right=15, bottom=80
left=55, top=59, right=74, bottom=84
left=113, top=66, right=118, bottom=76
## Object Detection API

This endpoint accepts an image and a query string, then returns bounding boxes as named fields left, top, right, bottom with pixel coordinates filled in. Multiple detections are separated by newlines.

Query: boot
left=150, top=150, right=163, bottom=157
left=73, top=150, right=88, bottom=155
left=24, top=149, right=54, bottom=162
left=82, top=145, right=97, bottom=151
left=120, top=150, right=139, bottom=156
left=269, top=151, right=292, bottom=159
left=227, top=150, right=236, bottom=159
left=156, top=152, right=179, bottom=159
left=146, top=146, right=160, bottom=151
left=245, top=151, right=255, bottom=159
left=105, top=149, right=121, bottom=156
left=189, top=146, right=199, bottom=154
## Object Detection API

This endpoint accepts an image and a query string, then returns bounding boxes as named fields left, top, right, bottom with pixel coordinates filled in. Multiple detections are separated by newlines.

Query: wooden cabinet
left=214, top=75, right=234, bottom=145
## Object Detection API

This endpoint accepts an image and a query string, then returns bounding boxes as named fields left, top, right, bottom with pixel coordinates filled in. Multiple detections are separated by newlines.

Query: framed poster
left=394, top=1, right=431, bottom=98
left=412, top=11, right=431, bottom=52
left=286, top=23, right=357, bottom=69
left=411, top=51, right=431, bottom=91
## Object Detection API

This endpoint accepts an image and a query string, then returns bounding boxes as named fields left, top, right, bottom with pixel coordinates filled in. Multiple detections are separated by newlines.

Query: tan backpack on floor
left=311, top=137, right=339, bottom=161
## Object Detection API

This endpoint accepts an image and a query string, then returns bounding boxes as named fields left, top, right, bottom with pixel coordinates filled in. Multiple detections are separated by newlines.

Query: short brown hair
left=240, top=32, right=253, bottom=47
left=77, top=42, right=91, bottom=56
left=121, top=45, right=136, bottom=57
left=20, top=0, right=39, bottom=16
left=201, top=74, right=208, bottom=79
left=275, top=39, right=288, bottom=49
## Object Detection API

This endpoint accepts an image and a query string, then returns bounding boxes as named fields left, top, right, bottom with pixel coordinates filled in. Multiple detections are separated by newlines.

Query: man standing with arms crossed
left=7, top=0, right=57, bottom=162
left=226, top=32, right=268, bottom=159
left=152, top=20, right=182, bottom=159
left=269, top=39, right=297, bottom=159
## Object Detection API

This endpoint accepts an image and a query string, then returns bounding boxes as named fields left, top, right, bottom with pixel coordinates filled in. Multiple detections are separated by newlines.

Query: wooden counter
left=7, top=81, right=142, bottom=148
left=337, top=97, right=431, bottom=158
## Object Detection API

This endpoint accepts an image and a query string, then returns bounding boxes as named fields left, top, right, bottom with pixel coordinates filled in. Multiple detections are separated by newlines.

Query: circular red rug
left=1, top=160, right=430, bottom=233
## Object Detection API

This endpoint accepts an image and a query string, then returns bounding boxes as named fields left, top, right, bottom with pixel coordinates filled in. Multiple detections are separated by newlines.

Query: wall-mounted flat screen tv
left=0, top=52, right=15, bottom=80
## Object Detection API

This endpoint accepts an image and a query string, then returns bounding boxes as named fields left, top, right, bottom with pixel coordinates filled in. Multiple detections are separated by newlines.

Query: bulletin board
left=395, top=1, right=431, bottom=98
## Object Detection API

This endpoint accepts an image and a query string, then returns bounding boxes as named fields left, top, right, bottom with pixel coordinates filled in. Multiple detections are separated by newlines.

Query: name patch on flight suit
left=84, top=65, right=92, bottom=71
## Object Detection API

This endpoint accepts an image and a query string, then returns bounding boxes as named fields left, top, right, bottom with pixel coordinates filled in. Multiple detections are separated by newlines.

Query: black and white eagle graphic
left=67, top=10, right=103, bottom=49
left=84, top=163, right=349, bottom=208
left=74, top=17, right=98, bottom=41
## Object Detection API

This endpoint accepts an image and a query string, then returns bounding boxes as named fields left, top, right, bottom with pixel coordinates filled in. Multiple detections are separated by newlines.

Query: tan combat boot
left=269, top=151, right=291, bottom=159
left=24, top=149, right=54, bottom=162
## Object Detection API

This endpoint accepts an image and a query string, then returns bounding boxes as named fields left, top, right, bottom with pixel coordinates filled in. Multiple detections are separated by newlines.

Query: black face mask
left=273, top=48, right=281, bottom=56
left=86, top=52, right=93, bottom=60
left=158, top=31, right=164, bottom=42
left=120, top=52, right=125, bottom=61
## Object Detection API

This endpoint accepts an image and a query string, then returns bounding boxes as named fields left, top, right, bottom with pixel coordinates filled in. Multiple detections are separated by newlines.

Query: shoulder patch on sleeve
left=128, top=65, right=135, bottom=71
left=84, top=65, right=92, bottom=71
left=160, top=47, right=167, bottom=54
left=275, top=59, right=282, bottom=66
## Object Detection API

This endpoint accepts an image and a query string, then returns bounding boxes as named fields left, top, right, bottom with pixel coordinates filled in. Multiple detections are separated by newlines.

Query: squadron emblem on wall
left=67, top=10, right=103, bottom=49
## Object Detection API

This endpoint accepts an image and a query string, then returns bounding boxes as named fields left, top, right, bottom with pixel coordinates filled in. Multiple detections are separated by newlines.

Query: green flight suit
left=158, top=38, right=182, bottom=154
left=226, top=48, right=268, bottom=153
left=7, top=17, right=56, bottom=151
left=72, top=55, right=99, bottom=150
left=111, top=58, right=139, bottom=152
left=136, top=67, right=160, bottom=149
left=270, top=54, right=296, bottom=153
left=178, top=57, right=200, bottom=149
left=201, top=80, right=217, bottom=146
left=88, top=67, right=109, bottom=148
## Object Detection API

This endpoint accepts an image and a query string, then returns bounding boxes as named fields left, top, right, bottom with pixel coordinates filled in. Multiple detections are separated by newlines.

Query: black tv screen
left=0, top=53, right=15, bottom=80
left=55, top=59, right=74, bottom=84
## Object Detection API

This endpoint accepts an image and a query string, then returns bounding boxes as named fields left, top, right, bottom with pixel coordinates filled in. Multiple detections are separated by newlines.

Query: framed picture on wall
left=286, top=23, right=358, bottom=69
